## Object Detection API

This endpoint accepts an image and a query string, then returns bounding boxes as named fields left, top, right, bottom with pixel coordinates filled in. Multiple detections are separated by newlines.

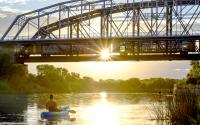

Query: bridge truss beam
left=2, top=0, right=200, bottom=41
left=1, top=0, right=200, bottom=62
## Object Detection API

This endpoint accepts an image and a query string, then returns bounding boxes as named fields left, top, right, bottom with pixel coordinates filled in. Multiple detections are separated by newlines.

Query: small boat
left=41, top=111, right=69, bottom=120
left=41, top=107, right=76, bottom=121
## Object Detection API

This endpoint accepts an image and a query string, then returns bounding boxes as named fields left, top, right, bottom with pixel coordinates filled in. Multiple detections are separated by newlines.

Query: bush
left=0, top=53, right=13, bottom=78
left=0, top=80, right=12, bottom=93
left=151, top=89, right=200, bottom=125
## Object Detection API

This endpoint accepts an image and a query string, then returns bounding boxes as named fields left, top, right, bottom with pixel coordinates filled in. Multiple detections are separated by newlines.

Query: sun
left=100, top=49, right=111, bottom=60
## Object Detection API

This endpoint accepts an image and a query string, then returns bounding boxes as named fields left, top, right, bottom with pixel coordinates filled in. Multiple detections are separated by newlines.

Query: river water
left=0, top=93, right=161, bottom=125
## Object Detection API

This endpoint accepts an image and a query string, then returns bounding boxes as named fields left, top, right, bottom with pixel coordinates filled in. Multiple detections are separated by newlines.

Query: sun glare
left=100, top=49, right=111, bottom=60
left=100, top=92, right=107, bottom=98
left=91, top=103, right=118, bottom=125
left=81, top=92, right=118, bottom=125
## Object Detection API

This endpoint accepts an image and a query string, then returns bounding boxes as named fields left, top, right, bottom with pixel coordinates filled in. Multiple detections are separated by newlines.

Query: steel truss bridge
left=1, top=0, right=200, bottom=63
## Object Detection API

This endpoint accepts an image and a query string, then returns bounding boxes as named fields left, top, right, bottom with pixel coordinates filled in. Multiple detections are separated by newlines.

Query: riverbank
left=0, top=63, right=186, bottom=94
left=0, top=52, right=189, bottom=94
left=0, top=76, right=185, bottom=94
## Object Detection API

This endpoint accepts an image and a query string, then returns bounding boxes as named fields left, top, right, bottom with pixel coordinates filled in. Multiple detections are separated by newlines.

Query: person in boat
left=46, top=94, right=59, bottom=112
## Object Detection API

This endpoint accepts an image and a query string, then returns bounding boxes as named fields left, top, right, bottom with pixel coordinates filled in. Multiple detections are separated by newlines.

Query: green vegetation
left=168, top=90, right=200, bottom=125
left=0, top=53, right=197, bottom=93
left=0, top=63, right=184, bottom=93
left=187, top=61, right=200, bottom=85
left=150, top=60, right=200, bottom=125
left=151, top=89, right=200, bottom=125
left=1, top=54, right=200, bottom=124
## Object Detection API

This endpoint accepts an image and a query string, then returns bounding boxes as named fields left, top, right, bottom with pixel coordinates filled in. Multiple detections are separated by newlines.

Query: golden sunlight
left=100, top=49, right=111, bottom=60
left=81, top=93, right=118, bottom=125
left=91, top=103, right=118, bottom=125
left=100, top=92, right=107, bottom=98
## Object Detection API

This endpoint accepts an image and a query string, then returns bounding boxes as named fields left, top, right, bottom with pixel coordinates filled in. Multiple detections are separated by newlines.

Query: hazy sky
left=0, top=0, right=192, bottom=80
left=26, top=61, right=191, bottom=80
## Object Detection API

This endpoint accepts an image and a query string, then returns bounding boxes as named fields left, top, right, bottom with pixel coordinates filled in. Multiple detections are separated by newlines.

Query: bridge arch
left=2, top=0, right=200, bottom=40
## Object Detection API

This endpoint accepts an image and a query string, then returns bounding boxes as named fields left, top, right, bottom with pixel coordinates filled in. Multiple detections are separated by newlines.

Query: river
left=0, top=93, right=162, bottom=125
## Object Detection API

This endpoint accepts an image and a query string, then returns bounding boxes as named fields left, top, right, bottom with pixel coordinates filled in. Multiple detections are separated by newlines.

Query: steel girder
left=2, top=0, right=200, bottom=41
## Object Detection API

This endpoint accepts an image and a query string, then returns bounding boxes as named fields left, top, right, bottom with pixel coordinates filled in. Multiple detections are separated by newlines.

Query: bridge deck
left=17, top=54, right=200, bottom=63
left=1, top=35, right=200, bottom=45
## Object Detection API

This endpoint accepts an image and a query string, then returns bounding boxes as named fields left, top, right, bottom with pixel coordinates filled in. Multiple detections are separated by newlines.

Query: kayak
left=41, top=111, right=69, bottom=121
left=41, top=107, right=76, bottom=121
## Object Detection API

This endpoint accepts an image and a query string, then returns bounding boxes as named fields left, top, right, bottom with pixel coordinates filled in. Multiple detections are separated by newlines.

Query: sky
left=26, top=61, right=191, bottom=80
left=0, top=0, right=192, bottom=80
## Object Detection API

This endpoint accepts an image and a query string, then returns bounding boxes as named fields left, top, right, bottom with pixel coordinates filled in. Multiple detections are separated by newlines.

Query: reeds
left=150, top=89, right=200, bottom=125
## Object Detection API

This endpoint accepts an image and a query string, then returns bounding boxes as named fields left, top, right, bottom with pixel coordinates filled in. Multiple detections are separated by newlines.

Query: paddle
left=60, top=106, right=76, bottom=113
left=68, top=110, right=76, bottom=113
left=69, top=118, right=76, bottom=121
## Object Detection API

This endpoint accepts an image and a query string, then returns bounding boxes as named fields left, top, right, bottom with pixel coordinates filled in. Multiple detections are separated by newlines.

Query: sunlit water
left=0, top=93, right=160, bottom=125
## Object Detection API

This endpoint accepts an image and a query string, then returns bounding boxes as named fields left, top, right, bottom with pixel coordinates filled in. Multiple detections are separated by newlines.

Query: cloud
left=0, top=6, right=20, bottom=15
left=0, top=6, right=21, bottom=37
left=0, top=0, right=29, bottom=4
left=175, top=68, right=190, bottom=71
left=0, top=0, right=47, bottom=4
left=0, top=15, right=16, bottom=37
left=0, top=6, right=31, bottom=18
left=0, top=6, right=22, bottom=20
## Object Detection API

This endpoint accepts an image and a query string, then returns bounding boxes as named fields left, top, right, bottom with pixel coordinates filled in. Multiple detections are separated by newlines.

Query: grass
left=150, top=89, right=200, bottom=125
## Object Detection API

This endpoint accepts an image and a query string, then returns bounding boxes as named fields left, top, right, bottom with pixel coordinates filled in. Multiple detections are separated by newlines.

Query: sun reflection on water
left=5, top=94, right=158, bottom=125
left=91, top=102, right=118, bottom=125
left=81, top=92, right=119, bottom=125
left=100, top=92, right=107, bottom=98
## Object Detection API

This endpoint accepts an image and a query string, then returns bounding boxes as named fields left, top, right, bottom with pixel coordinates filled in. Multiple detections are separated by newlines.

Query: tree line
left=0, top=53, right=198, bottom=93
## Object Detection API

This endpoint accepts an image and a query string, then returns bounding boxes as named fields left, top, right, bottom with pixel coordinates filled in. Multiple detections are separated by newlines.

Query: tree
left=0, top=53, right=13, bottom=78
left=11, top=64, right=28, bottom=78
left=36, top=65, right=71, bottom=92
left=187, top=61, right=200, bottom=84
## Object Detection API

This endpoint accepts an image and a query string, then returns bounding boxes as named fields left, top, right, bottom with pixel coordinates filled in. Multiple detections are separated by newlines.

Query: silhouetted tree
left=0, top=53, right=13, bottom=78
left=36, top=65, right=71, bottom=92
left=0, top=54, right=187, bottom=93
left=187, top=61, right=200, bottom=85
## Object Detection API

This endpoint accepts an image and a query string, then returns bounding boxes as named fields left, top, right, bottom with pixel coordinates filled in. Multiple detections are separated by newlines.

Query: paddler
left=46, top=94, right=59, bottom=112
